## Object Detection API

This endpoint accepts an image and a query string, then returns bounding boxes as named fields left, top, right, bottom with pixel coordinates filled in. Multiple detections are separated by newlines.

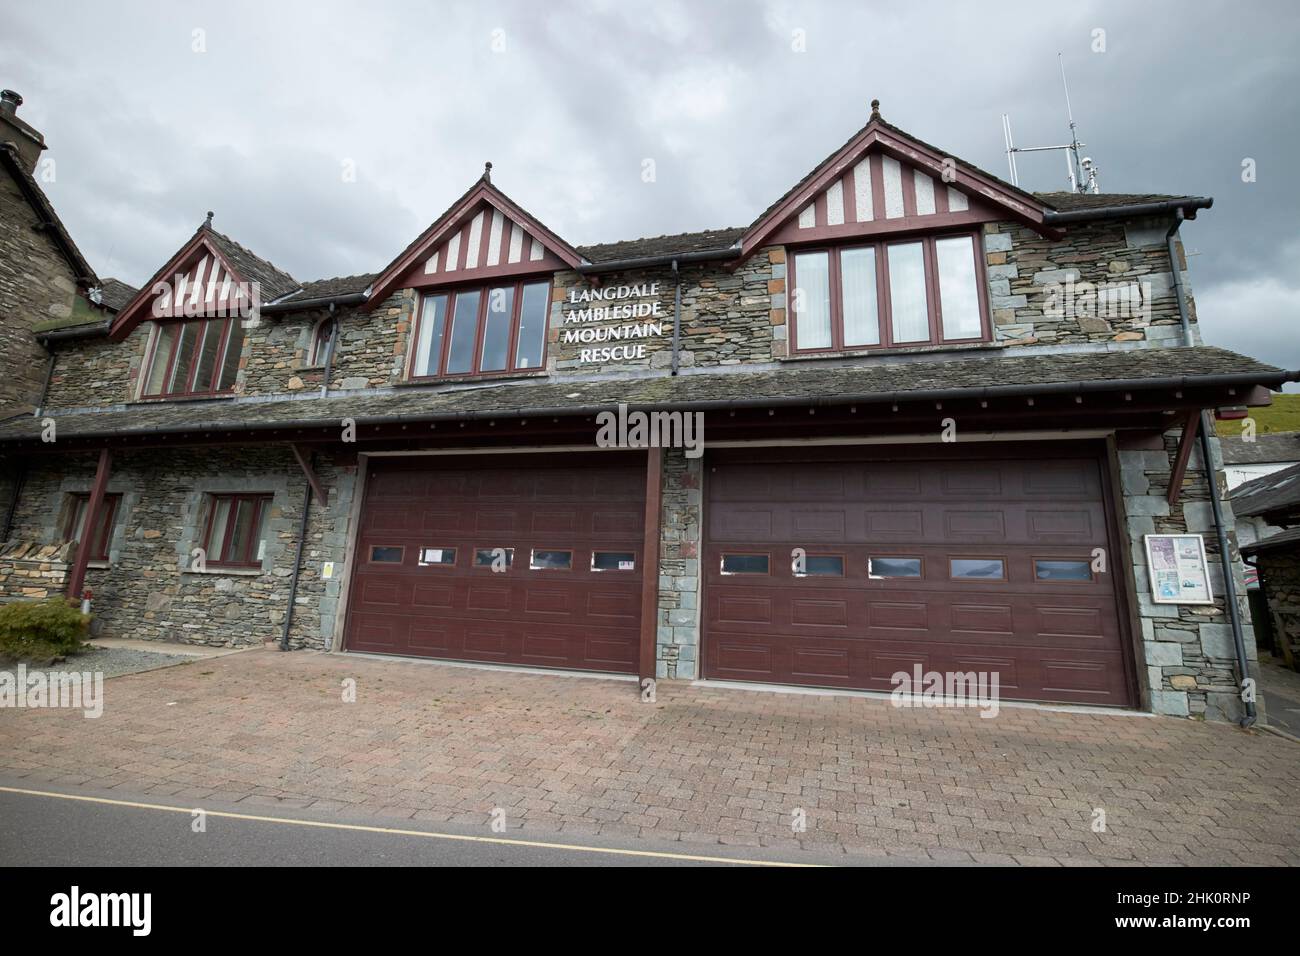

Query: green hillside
left=1216, top=392, right=1300, bottom=437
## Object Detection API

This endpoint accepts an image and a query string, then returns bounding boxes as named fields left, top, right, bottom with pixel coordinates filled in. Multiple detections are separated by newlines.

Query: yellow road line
left=0, top=785, right=824, bottom=867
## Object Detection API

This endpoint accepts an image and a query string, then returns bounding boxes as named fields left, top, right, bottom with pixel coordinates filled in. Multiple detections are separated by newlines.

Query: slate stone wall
left=1118, top=427, right=1259, bottom=721
left=655, top=448, right=702, bottom=678
left=0, top=446, right=357, bottom=649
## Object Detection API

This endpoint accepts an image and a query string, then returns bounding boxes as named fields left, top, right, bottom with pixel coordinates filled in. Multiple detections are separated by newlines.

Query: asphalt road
left=0, top=784, right=859, bottom=868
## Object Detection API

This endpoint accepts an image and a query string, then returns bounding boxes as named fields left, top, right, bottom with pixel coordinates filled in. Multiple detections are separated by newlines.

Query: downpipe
left=280, top=457, right=314, bottom=651
left=670, top=258, right=682, bottom=376
left=1167, top=214, right=1256, bottom=726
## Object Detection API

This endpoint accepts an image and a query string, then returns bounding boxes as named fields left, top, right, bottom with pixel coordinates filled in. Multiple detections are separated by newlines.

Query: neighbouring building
left=1235, top=463, right=1300, bottom=668
left=1, top=99, right=1295, bottom=724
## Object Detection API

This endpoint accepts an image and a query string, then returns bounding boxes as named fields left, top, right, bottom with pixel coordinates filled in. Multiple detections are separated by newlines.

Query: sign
left=1144, top=534, right=1213, bottom=605
left=322, top=561, right=335, bottom=579
left=562, top=282, right=667, bottom=364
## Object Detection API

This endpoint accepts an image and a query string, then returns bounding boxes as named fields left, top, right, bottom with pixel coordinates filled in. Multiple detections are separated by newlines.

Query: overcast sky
left=3, top=1, right=1297, bottom=381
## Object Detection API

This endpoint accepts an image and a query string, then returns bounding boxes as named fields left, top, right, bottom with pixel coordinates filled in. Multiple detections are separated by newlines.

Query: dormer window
left=790, top=232, right=988, bottom=353
left=141, top=317, right=245, bottom=398
left=410, top=279, right=550, bottom=379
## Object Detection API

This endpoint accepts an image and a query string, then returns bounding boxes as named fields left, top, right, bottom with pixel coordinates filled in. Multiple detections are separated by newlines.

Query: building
left=1219, top=432, right=1300, bottom=492
left=1235, top=463, right=1300, bottom=667
left=1, top=99, right=1294, bottom=724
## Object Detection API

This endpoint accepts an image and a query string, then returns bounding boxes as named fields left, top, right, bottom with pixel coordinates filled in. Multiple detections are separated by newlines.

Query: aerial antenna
left=1001, top=53, right=1100, bottom=194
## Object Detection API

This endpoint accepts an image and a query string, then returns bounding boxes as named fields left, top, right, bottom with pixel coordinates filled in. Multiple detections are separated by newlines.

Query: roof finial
left=204, top=210, right=214, bottom=228
left=870, top=99, right=881, bottom=121
left=482, top=161, right=492, bottom=183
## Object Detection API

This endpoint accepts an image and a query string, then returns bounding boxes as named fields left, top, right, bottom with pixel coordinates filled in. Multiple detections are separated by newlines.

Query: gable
left=108, top=229, right=282, bottom=340
left=366, top=176, right=583, bottom=308
left=740, top=107, right=1057, bottom=258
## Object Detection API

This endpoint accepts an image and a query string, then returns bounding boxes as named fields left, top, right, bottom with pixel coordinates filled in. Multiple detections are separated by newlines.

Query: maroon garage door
left=703, top=445, right=1136, bottom=706
left=344, top=454, right=644, bottom=673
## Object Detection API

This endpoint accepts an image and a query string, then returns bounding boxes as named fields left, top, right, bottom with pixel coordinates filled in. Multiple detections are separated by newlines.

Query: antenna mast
left=1002, top=54, right=1100, bottom=194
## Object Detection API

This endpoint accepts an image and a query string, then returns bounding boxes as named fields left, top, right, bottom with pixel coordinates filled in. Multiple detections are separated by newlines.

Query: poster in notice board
left=1144, top=533, right=1213, bottom=605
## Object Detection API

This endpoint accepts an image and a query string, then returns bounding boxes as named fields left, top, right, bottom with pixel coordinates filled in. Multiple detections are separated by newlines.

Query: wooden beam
left=638, top=446, right=664, bottom=684
left=66, top=448, right=111, bottom=601
left=1166, top=410, right=1201, bottom=507
left=289, top=443, right=327, bottom=504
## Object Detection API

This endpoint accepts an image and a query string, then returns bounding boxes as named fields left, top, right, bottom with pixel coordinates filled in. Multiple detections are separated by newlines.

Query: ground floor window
left=202, top=493, right=272, bottom=567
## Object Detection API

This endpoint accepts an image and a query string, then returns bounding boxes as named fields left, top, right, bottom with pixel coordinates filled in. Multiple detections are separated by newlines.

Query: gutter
left=576, top=246, right=739, bottom=275
left=1044, top=196, right=1213, bottom=225
left=261, top=291, right=367, bottom=315
left=35, top=320, right=111, bottom=344
left=1166, top=211, right=1257, bottom=727
left=4, top=367, right=1297, bottom=444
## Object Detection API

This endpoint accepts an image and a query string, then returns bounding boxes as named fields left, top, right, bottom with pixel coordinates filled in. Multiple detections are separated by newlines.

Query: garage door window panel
left=369, top=545, right=405, bottom=564
left=1033, top=558, right=1093, bottom=582
left=473, top=547, right=514, bottom=569
left=868, top=556, right=923, bottom=579
left=530, top=549, right=573, bottom=570
left=721, top=553, right=770, bottom=575
left=592, top=551, right=636, bottom=571
left=795, top=554, right=845, bottom=577
left=418, top=547, right=456, bottom=567
left=949, top=557, right=1007, bottom=580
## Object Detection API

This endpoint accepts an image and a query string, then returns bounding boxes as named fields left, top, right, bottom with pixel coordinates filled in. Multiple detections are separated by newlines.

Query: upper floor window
left=63, top=493, right=123, bottom=561
left=306, top=318, right=333, bottom=367
left=142, top=318, right=245, bottom=398
left=410, top=279, right=550, bottom=379
left=790, top=232, right=987, bottom=353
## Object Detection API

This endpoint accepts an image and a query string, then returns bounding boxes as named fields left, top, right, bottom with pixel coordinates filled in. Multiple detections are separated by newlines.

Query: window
left=142, top=318, right=246, bottom=397
left=949, top=557, right=1006, bottom=580
left=868, top=556, right=922, bottom=579
left=63, top=493, right=122, bottom=561
left=1034, top=559, right=1092, bottom=582
left=794, top=554, right=844, bottom=576
left=369, top=546, right=404, bottom=563
left=411, top=279, right=550, bottom=378
left=202, top=494, right=272, bottom=568
left=530, top=549, right=573, bottom=570
left=418, top=547, right=456, bottom=566
left=721, top=553, right=770, bottom=575
left=592, top=551, right=636, bottom=571
left=791, top=232, right=986, bottom=352
left=307, top=318, right=333, bottom=366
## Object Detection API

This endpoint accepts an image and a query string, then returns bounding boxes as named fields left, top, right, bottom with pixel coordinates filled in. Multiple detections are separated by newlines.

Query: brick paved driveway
left=2, top=649, right=1297, bottom=865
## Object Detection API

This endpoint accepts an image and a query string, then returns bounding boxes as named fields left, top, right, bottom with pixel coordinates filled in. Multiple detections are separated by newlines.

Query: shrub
left=0, top=597, right=91, bottom=664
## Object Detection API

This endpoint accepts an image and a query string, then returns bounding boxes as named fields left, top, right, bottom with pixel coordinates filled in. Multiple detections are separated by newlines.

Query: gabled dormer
left=107, top=218, right=298, bottom=399
left=740, top=101, right=1058, bottom=355
left=368, top=166, right=585, bottom=380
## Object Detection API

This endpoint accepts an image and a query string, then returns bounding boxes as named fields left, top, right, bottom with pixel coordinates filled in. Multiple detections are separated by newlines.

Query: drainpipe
left=33, top=353, right=55, bottom=417
left=670, top=259, right=682, bottom=376
left=1, top=462, right=24, bottom=543
left=280, top=455, right=314, bottom=651
left=318, top=303, right=339, bottom=398
left=1167, top=213, right=1256, bottom=726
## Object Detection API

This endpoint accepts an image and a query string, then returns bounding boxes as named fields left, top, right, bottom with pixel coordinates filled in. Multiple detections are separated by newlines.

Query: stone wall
left=1118, top=427, right=1258, bottom=721
left=44, top=325, right=150, bottom=410
left=1255, top=548, right=1300, bottom=664
left=0, top=541, right=71, bottom=600
left=0, top=446, right=357, bottom=649
left=655, top=448, right=702, bottom=678
left=984, top=217, right=1196, bottom=348
left=0, top=170, right=76, bottom=414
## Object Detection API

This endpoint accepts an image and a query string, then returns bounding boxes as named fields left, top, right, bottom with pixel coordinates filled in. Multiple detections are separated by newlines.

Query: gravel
left=27, top=645, right=195, bottom=679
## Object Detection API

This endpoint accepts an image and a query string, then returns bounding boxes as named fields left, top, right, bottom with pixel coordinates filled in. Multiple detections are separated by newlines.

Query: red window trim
left=408, top=277, right=551, bottom=380
left=65, top=493, right=122, bottom=562
left=202, top=493, right=272, bottom=568
left=789, top=230, right=990, bottom=354
left=141, top=318, right=242, bottom=399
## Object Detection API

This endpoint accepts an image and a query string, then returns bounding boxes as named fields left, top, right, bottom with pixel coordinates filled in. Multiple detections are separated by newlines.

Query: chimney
left=0, top=89, right=47, bottom=175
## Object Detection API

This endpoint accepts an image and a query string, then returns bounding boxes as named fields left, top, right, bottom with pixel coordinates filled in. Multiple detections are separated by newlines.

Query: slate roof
left=1036, top=192, right=1195, bottom=212
left=1241, top=525, right=1300, bottom=556
left=96, top=278, right=139, bottom=312
left=270, top=274, right=375, bottom=306
left=0, top=346, right=1283, bottom=444
left=1231, top=461, right=1300, bottom=519
left=1219, top=432, right=1300, bottom=466
left=578, top=228, right=746, bottom=264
